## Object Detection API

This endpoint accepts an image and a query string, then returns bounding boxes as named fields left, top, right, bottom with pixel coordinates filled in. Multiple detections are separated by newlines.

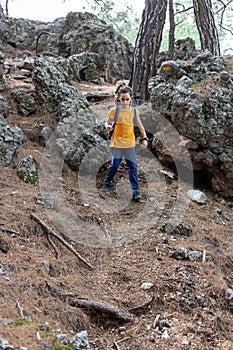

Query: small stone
left=161, top=329, right=170, bottom=339
left=187, top=250, right=203, bottom=261
left=140, top=282, right=154, bottom=290
left=225, top=289, right=233, bottom=308
left=170, top=247, right=188, bottom=260
left=188, top=189, right=207, bottom=204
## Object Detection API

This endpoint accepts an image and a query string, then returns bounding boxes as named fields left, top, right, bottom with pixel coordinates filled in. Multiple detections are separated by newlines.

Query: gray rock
left=70, top=330, right=90, bottom=349
left=0, top=115, right=24, bottom=166
left=170, top=247, right=188, bottom=260
left=0, top=94, right=10, bottom=117
left=160, top=219, right=192, bottom=236
left=188, top=190, right=207, bottom=204
left=16, top=155, right=38, bottom=185
left=13, top=89, right=36, bottom=116
left=56, top=334, right=69, bottom=345
left=39, top=126, right=53, bottom=145
left=149, top=51, right=233, bottom=197
left=32, top=58, right=109, bottom=173
left=0, top=13, right=133, bottom=83
left=225, top=289, right=233, bottom=309
left=35, top=192, right=55, bottom=209
left=187, top=250, right=203, bottom=261
left=140, top=282, right=154, bottom=290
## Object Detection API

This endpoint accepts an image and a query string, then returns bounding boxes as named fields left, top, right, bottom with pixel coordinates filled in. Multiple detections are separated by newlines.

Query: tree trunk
left=5, top=0, right=8, bottom=16
left=130, top=0, right=167, bottom=101
left=193, top=0, right=220, bottom=55
left=168, top=0, right=175, bottom=58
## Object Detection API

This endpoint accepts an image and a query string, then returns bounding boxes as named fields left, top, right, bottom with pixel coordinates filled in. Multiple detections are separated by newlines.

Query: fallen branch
left=16, top=299, right=25, bottom=319
left=0, top=227, right=20, bottom=235
left=112, top=337, right=131, bottom=350
left=93, top=215, right=112, bottom=246
left=128, top=295, right=155, bottom=315
left=47, top=233, right=61, bottom=259
left=112, top=341, right=120, bottom=350
left=70, top=298, right=134, bottom=323
left=30, top=213, right=93, bottom=270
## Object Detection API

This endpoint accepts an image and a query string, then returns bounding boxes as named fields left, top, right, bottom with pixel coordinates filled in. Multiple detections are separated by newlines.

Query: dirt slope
left=0, top=77, right=233, bottom=350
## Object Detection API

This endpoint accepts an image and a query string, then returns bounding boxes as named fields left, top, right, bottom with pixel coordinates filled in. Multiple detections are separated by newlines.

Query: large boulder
left=0, top=12, right=133, bottom=83
left=32, top=57, right=109, bottom=172
left=149, top=51, right=233, bottom=197
left=0, top=115, right=24, bottom=166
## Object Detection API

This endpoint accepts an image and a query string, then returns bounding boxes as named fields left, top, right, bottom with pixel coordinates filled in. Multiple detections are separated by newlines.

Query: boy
left=103, top=86, right=148, bottom=200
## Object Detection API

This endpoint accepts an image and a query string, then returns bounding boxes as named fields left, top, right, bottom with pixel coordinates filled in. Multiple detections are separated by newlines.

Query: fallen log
left=70, top=298, right=134, bottom=323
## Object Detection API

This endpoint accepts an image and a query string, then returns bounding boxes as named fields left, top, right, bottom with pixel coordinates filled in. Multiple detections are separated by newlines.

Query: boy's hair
left=119, top=86, right=132, bottom=96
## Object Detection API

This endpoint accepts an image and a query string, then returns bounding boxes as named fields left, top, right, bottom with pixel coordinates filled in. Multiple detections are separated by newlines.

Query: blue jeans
left=105, top=148, right=139, bottom=191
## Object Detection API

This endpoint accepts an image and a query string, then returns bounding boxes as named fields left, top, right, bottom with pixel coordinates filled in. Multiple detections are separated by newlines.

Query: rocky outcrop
left=0, top=12, right=134, bottom=83
left=0, top=115, right=24, bottom=166
left=32, top=57, right=109, bottom=172
left=148, top=50, right=233, bottom=197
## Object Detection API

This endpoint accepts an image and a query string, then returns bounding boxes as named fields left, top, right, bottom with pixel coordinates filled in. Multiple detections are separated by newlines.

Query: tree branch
left=30, top=213, right=93, bottom=270
left=0, top=227, right=20, bottom=235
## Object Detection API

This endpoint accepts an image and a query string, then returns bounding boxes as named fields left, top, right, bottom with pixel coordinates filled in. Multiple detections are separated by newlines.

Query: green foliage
left=0, top=146, right=6, bottom=156
left=83, top=67, right=101, bottom=81
left=11, top=319, right=32, bottom=326
left=67, top=0, right=232, bottom=51
left=81, top=0, right=140, bottom=44
left=17, top=170, right=38, bottom=185
left=51, top=337, right=75, bottom=350
left=53, top=345, right=75, bottom=350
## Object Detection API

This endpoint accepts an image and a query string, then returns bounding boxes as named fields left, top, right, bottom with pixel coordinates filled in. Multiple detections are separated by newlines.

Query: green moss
left=51, top=338, right=75, bottom=350
left=11, top=319, right=32, bottom=326
left=85, top=67, right=101, bottom=80
left=54, top=345, right=75, bottom=350
left=17, top=171, right=38, bottom=185
left=0, top=146, right=6, bottom=156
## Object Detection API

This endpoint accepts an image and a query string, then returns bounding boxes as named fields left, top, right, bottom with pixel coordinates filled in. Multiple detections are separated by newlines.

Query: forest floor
left=0, top=71, right=233, bottom=350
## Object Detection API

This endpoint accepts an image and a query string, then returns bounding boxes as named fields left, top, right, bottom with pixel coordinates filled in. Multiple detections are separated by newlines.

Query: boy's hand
left=107, top=124, right=113, bottom=133
left=105, top=121, right=113, bottom=132
left=141, top=139, right=148, bottom=149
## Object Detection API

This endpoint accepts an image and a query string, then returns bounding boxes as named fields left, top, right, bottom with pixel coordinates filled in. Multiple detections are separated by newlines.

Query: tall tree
left=130, top=0, right=221, bottom=101
left=168, top=0, right=175, bottom=58
left=193, top=0, right=220, bottom=55
left=129, top=0, right=167, bottom=101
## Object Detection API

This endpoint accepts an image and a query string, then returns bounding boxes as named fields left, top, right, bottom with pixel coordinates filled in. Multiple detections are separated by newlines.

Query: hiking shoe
left=132, top=190, right=142, bottom=200
left=103, top=179, right=112, bottom=191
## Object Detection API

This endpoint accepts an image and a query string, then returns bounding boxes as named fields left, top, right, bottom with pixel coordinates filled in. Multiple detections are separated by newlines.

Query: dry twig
left=112, top=337, right=131, bottom=350
left=128, top=295, right=155, bottom=315
left=16, top=299, right=25, bottom=319
left=30, top=213, right=93, bottom=269
left=0, top=227, right=20, bottom=235
left=112, top=341, right=120, bottom=350
left=47, top=233, right=61, bottom=259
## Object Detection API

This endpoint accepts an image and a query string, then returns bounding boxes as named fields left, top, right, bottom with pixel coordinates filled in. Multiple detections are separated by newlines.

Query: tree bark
left=5, top=0, right=8, bottom=16
left=193, top=0, right=220, bottom=55
left=130, top=0, right=167, bottom=101
left=168, top=0, right=175, bottom=58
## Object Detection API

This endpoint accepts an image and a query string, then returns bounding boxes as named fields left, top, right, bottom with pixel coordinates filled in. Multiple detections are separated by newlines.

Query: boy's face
left=119, top=92, right=131, bottom=110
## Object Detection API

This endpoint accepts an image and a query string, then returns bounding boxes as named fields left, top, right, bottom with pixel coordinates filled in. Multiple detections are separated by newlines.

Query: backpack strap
left=133, top=106, right=137, bottom=126
left=114, top=105, right=137, bottom=124
left=114, top=105, right=120, bottom=123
